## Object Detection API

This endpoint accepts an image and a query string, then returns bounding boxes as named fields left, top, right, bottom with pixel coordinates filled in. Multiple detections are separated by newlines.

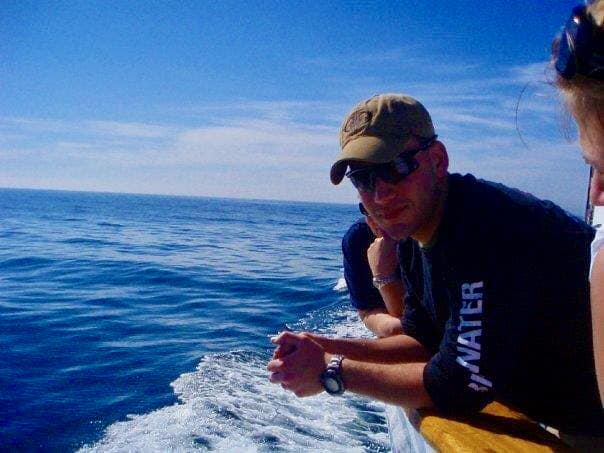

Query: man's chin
left=381, top=223, right=412, bottom=241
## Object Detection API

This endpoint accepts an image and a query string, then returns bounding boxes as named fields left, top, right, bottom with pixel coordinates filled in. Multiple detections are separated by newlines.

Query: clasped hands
left=267, top=331, right=331, bottom=397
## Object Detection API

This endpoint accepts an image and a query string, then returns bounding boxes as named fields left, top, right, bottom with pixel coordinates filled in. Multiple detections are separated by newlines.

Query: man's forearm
left=308, top=333, right=431, bottom=363
left=342, top=359, right=433, bottom=408
left=268, top=331, right=433, bottom=407
left=360, top=309, right=404, bottom=337
left=378, top=280, right=405, bottom=318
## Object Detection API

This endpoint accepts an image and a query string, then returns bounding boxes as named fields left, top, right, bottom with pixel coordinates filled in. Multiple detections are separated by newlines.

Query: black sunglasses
left=345, top=136, right=437, bottom=193
left=358, top=202, right=369, bottom=216
left=555, top=4, right=604, bottom=80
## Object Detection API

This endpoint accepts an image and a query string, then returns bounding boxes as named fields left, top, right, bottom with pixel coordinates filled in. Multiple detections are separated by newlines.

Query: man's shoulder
left=344, top=217, right=372, bottom=237
left=342, top=218, right=374, bottom=249
left=449, top=173, right=592, bottom=236
left=450, top=173, right=546, bottom=212
left=445, top=174, right=593, bottom=276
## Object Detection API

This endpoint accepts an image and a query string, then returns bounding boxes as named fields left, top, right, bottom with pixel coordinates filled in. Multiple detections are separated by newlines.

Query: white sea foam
left=333, top=276, right=347, bottom=291
left=81, top=291, right=392, bottom=452
left=290, top=301, right=372, bottom=341
left=80, top=350, right=389, bottom=452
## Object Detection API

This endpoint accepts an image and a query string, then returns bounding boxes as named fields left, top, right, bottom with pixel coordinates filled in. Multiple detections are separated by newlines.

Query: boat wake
left=81, top=284, right=390, bottom=452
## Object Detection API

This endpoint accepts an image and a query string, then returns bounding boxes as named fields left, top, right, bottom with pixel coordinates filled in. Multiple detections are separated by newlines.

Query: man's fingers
left=271, top=331, right=301, bottom=345
left=270, top=371, right=294, bottom=384
left=269, top=371, right=282, bottom=383
left=272, top=345, right=284, bottom=359
left=270, top=370, right=296, bottom=385
left=268, top=354, right=298, bottom=372
left=293, top=387, right=316, bottom=398
left=267, top=358, right=283, bottom=372
left=273, top=341, right=297, bottom=359
left=369, top=237, right=383, bottom=250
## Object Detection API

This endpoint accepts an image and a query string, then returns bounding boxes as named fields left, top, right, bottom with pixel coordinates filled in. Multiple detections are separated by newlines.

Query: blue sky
left=0, top=0, right=589, bottom=213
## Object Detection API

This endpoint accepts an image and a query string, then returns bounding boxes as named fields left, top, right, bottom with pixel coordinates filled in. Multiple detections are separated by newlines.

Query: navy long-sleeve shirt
left=400, top=173, right=603, bottom=436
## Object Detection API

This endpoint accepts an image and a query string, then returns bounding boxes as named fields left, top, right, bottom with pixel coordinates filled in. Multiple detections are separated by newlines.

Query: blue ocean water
left=0, top=188, right=395, bottom=452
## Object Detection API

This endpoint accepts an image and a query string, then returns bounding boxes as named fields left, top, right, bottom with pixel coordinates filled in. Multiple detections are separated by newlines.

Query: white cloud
left=168, top=120, right=337, bottom=167
left=0, top=116, right=178, bottom=140
left=431, top=110, right=515, bottom=130
left=85, top=121, right=175, bottom=138
left=56, top=141, right=100, bottom=150
left=178, top=121, right=334, bottom=150
left=510, top=61, right=551, bottom=85
left=0, top=116, right=74, bottom=134
left=0, top=59, right=589, bottom=208
left=173, top=100, right=345, bottom=124
left=0, top=110, right=341, bottom=171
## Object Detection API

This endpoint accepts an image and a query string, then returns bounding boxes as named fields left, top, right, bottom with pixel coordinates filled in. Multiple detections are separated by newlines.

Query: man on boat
left=342, top=204, right=405, bottom=337
left=268, top=94, right=604, bottom=439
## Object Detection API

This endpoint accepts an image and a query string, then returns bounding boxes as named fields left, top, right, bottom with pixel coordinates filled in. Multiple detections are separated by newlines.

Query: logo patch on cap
left=343, top=110, right=371, bottom=135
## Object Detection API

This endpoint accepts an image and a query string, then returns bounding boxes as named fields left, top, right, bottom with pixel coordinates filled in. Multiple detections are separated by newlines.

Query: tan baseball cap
left=330, top=93, right=435, bottom=185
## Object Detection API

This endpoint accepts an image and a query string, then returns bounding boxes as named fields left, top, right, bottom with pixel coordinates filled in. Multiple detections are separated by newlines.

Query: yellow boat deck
left=406, top=401, right=571, bottom=452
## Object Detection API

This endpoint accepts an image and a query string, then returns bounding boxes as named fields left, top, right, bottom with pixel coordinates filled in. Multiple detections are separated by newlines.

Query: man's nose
left=372, top=177, right=396, bottom=204
left=590, top=171, right=604, bottom=206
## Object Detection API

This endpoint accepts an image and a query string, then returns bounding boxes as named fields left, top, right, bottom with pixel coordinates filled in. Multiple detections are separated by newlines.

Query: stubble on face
left=359, top=155, right=445, bottom=243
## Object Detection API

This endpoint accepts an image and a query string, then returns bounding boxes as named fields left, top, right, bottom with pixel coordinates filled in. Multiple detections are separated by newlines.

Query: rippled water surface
left=1, top=188, right=395, bottom=451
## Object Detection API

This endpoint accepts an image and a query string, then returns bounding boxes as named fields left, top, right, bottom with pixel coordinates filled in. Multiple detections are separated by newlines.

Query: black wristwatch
left=320, top=355, right=345, bottom=395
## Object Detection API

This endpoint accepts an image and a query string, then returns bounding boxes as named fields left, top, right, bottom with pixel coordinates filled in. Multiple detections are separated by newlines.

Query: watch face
left=324, top=377, right=340, bottom=393
left=321, top=356, right=345, bottom=395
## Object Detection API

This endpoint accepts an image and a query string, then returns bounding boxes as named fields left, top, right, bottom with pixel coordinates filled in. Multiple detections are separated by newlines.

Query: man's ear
left=428, top=141, right=449, bottom=177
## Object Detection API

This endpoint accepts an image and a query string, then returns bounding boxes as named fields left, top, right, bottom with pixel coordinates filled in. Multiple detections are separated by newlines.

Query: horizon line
left=0, top=185, right=356, bottom=207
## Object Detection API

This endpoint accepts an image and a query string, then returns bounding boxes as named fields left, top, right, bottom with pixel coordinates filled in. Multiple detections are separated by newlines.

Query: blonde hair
left=554, top=0, right=604, bottom=124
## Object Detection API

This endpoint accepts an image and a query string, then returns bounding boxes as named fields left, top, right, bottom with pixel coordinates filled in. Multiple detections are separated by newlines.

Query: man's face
left=354, top=139, right=447, bottom=241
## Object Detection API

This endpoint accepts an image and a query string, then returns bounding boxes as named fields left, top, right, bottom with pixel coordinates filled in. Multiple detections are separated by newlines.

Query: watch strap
left=327, top=354, right=343, bottom=371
